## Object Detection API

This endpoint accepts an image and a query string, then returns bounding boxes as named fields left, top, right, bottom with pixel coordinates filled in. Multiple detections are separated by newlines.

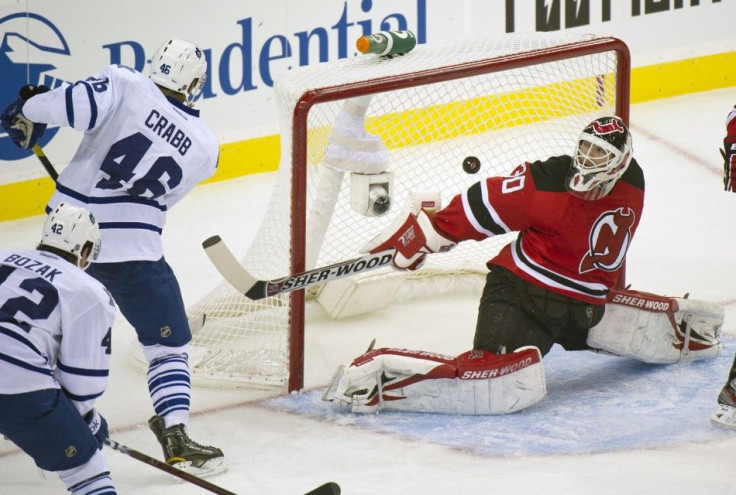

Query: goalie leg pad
left=324, top=346, right=545, bottom=415
left=587, top=288, right=723, bottom=363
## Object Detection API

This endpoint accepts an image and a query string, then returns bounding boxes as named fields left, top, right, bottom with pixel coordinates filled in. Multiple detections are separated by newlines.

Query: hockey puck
left=462, top=156, right=481, bottom=174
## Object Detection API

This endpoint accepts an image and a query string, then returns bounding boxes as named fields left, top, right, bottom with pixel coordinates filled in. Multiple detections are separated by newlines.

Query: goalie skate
left=710, top=404, right=736, bottom=430
left=711, top=379, right=736, bottom=430
left=322, top=365, right=347, bottom=404
left=322, top=364, right=387, bottom=413
left=322, top=339, right=379, bottom=409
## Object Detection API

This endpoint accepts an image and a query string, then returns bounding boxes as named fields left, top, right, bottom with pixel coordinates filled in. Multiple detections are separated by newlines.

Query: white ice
left=2, top=88, right=736, bottom=494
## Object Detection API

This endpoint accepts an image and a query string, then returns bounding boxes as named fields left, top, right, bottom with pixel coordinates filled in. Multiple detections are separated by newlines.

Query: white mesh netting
left=174, top=32, right=626, bottom=390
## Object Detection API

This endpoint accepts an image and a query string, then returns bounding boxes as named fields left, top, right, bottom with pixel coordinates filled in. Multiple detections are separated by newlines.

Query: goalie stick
left=106, top=439, right=341, bottom=495
left=202, top=235, right=394, bottom=300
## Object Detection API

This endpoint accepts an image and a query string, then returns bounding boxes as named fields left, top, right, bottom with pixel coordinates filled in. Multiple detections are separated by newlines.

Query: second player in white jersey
left=0, top=203, right=117, bottom=494
left=22, top=63, right=219, bottom=262
left=0, top=247, right=115, bottom=407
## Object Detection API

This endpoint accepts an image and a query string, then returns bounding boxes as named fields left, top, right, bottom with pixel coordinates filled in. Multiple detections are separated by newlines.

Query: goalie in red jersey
left=324, top=116, right=724, bottom=415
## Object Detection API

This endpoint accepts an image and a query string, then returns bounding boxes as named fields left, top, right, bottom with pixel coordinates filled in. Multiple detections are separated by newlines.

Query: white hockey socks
left=143, top=344, right=191, bottom=426
left=324, top=346, right=545, bottom=415
left=59, top=449, right=116, bottom=494
left=587, top=288, right=724, bottom=363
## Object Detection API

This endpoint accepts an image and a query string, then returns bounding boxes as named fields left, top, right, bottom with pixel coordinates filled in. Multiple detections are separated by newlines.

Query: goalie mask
left=41, top=203, right=101, bottom=270
left=149, top=38, right=207, bottom=106
left=566, top=116, right=633, bottom=200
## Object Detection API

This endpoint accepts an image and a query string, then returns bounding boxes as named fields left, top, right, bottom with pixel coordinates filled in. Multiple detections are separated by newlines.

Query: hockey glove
left=1, top=84, right=50, bottom=150
left=84, top=409, right=109, bottom=449
left=723, top=136, right=736, bottom=192
left=364, top=209, right=456, bottom=270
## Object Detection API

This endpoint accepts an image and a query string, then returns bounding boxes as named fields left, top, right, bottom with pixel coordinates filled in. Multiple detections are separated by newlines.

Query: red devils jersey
left=725, top=107, right=736, bottom=150
left=433, top=155, right=645, bottom=305
left=726, top=107, right=736, bottom=137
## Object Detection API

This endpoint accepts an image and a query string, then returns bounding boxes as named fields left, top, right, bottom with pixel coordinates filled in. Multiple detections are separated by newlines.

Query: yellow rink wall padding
left=2, top=50, right=735, bottom=223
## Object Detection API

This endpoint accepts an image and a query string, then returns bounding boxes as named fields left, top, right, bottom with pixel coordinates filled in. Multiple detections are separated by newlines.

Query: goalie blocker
left=324, top=288, right=722, bottom=415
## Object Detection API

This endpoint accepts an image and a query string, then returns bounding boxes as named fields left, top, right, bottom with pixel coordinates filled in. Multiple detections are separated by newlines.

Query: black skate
left=148, top=415, right=226, bottom=477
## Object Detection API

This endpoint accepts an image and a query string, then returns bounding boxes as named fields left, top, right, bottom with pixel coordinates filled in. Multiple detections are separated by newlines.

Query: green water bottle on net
left=356, top=30, right=417, bottom=57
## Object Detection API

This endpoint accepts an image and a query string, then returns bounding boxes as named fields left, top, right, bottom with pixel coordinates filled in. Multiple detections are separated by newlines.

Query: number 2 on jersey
left=0, top=265, right=59, bottom=330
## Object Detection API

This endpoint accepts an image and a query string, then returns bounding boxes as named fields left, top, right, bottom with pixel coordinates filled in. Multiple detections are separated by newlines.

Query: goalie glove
left=364, top=209, right=457, bottom=270
left=0, top=84, right=50, bottom=150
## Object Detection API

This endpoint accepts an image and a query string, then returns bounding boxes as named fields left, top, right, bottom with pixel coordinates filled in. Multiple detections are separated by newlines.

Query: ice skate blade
left=171, top=456, right=227, bottom=480
left=710, top=404, right=736, bottom=430
left=321, top=365, right=345, bottom=402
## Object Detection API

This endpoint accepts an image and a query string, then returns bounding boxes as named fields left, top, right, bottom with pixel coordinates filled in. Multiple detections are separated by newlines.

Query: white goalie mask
left=41, top=203, right=101, bottom=270
left=149, top=38, right=207, bottom=106
left=566, top=116, right=633, bottom=201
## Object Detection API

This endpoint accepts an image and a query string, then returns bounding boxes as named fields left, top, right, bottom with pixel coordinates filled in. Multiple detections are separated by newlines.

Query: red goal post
left=183, top=33, right=631, bottom=393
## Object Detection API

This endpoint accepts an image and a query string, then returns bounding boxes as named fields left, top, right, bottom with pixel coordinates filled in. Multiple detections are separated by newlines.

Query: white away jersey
left=23, top=65, right=219, bottom=262
left=0, top=249, right=116, bottom=415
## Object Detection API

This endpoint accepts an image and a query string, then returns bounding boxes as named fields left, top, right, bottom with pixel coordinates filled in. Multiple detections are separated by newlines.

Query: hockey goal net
left=182, top=32, right=630, bottom=392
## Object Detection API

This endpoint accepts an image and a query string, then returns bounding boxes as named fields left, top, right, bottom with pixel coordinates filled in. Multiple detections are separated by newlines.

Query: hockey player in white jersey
left=1, top=38, right=224, bottom=474
left=0, top=203, right=117, bottom=494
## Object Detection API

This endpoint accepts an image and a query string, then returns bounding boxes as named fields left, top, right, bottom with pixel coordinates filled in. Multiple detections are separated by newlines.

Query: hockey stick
left=202, top=235, right=394, bottom=300
left=32, top=144, right=59, bottom=180
left=104, top=439, right=236, bottom=494
left=106, top=439, right=341, bottom=495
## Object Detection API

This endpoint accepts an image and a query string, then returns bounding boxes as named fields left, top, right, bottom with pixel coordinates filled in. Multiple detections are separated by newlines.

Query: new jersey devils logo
left=580, top=207, right=636, bottom=273
left=591, top=119, right=624, bottom=135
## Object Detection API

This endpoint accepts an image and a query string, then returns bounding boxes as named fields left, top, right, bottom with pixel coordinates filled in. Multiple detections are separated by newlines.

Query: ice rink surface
left=2, top=88, right=736, bottom=494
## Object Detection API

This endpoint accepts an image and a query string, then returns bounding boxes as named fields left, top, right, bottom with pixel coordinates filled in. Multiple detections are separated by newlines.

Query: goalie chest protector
left=434, top=155, right=645, bottom=304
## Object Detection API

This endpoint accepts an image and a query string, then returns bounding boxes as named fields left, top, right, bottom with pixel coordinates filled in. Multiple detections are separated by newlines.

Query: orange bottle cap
left=356, top=36, right=371, bottom=54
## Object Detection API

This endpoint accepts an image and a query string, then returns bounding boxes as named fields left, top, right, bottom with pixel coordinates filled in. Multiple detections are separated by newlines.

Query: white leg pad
left=324, top=346, right=545, bottom=415
left=587, top=288, right=724, bottom=363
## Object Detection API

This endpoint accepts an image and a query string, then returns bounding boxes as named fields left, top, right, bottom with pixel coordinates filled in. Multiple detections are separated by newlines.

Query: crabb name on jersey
left=144, top=109, right=192, bottom=156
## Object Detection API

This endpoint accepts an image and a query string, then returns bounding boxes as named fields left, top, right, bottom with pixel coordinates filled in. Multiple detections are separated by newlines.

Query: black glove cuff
left=19, top=84, right=50, bottom=102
